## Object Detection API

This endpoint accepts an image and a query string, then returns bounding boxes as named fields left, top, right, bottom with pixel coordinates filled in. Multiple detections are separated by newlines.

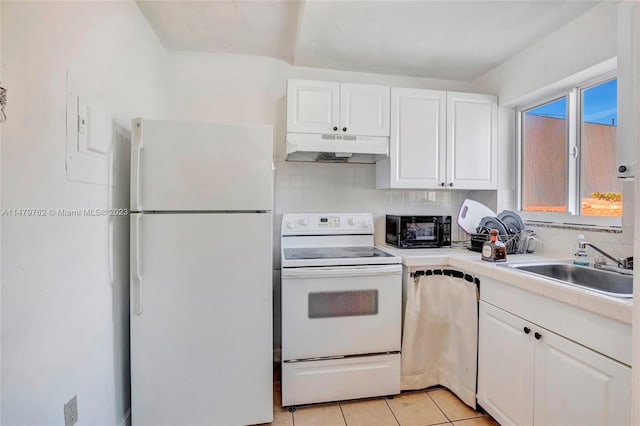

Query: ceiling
left=136, top=0, right=599, bottom=81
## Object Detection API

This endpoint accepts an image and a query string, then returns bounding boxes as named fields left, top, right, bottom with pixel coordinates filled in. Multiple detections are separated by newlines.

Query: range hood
left=286, top=133, right=389, bottom=163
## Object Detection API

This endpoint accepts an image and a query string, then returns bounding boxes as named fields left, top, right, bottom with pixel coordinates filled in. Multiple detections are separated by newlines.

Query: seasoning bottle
left=482, top=229, right=507, bottom=262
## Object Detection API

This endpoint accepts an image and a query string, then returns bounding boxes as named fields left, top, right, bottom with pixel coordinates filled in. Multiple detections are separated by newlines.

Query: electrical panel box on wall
left=66, top=71, right=114, bottom=186
left=77, top=97, right=112, bottom=156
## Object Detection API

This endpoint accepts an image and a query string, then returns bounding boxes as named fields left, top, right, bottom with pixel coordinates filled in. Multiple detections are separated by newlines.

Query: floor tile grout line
left=425, top=390, right=488, bottom=423
left=425, top=420, right=455, bottom=426
left=338, top=401, right=348, bottom=426
left=453, top=413, right=488, bottom=421
left=425, top=391, right=452, bottom=423
left=383, top=397, right=401, bottom=426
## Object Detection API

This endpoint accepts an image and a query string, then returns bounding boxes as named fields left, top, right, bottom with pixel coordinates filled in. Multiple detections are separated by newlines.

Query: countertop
left=377, top=244, right=633, bottom=325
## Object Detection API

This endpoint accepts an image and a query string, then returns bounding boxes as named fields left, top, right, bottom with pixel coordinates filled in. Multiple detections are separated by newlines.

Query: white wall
left=166, top=51, right=497, bottom=357
left=1, top=2, right=166, bottom=425
left=0, top=4, right=3, bottom=423
left=473, top=2, right=617, bottom=104
left=165, top=53, right=501, bottom=242
left=471, top=2, right=630, bottom=257
left=166, top=51, right=494, bottom=253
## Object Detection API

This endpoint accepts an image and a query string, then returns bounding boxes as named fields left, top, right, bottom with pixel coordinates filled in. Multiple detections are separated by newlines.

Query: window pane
left=522, top=97, right=568, bottom=212
left=580, top=79, right=621, bottom=217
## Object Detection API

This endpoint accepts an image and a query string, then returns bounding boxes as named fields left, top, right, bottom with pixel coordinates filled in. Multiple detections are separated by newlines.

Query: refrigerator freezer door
left=130, top=212, right=273, bottom=426
left=131, top=119, right=273, bottom=212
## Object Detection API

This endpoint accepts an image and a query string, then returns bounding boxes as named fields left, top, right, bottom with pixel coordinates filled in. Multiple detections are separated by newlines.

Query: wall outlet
left=64, top=395, right=79, bottom=426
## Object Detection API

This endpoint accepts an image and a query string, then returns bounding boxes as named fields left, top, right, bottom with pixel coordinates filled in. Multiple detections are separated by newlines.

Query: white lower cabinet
left=478, top=302, right=534, bottom=426
left=533, top=328, right=631, bottom=426
left=479, top=301, right=631, bottom=426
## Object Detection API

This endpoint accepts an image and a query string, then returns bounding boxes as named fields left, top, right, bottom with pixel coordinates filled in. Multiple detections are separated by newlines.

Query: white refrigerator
left=130, top=119, right=273, bottom=426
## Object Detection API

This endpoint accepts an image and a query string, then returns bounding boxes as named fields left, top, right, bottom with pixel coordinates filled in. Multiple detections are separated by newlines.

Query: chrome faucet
left=577, top=241, right=633, bottom=270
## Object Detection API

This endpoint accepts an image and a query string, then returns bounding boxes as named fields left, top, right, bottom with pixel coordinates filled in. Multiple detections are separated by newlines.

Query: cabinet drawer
left=282, top=354, right=400, bottom=407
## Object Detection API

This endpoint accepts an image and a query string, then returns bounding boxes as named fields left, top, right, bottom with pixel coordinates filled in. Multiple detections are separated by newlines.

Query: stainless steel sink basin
left=504, top=262, right=633, bottom=298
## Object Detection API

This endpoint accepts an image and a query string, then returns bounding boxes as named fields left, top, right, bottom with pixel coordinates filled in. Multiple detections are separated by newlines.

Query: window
left=519, top=77, right=620, bottom=219
left=580, top=79, right=620, bottom=216
left=521, top=96, right=568, bottom=213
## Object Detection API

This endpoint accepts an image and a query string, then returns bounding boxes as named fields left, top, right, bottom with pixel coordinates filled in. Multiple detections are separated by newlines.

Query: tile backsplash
left=273, top=159, right=634, bottom=264
left=273, top=160, right=484, bottom=268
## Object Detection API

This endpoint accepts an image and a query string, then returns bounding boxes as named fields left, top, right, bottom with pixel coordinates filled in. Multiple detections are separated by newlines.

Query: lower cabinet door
left=478, top=302, right=535, bottom=426
left=533, top=329, right=631, bottom=426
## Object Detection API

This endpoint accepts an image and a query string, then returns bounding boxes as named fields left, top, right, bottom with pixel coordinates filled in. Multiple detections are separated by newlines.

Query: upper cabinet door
left=339, top=83, right=390, bottom=137
left=446, top=92, right=497, bottom=189
left=389, top=88, right=446, bottom=188
left=287, top=80, right=340, bottom=134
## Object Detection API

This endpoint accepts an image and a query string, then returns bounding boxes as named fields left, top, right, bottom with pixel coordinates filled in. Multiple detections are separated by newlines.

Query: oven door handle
left=282, top=264, right=401, bottom=279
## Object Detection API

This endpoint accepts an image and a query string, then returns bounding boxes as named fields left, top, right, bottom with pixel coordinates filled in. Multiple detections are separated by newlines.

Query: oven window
left=308, top=290, right=378, bottom=319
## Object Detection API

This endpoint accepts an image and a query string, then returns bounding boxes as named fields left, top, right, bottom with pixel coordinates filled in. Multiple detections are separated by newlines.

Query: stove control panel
left=282, top=213, right=374, bottom=235
left=318, top=216, right=340, bottom=227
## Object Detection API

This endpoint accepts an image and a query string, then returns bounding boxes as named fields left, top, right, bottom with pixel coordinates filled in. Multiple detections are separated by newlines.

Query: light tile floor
left=260, top=382, right=499, bottom=426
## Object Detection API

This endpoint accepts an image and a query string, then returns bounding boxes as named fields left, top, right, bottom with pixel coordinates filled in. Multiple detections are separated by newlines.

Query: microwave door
left=408, top=222, right=436, bottom=241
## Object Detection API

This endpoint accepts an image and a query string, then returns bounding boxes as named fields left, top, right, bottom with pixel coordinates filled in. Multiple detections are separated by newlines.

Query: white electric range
left=280, top=213, right=402, bottom=407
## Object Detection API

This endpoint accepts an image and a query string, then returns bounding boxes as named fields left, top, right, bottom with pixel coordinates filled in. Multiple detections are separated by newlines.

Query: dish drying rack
left=468, top=233, right=519, bottom=254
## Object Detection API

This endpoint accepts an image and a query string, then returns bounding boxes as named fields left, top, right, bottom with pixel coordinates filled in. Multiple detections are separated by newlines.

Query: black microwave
left=386, top=215, right=452, bottom=248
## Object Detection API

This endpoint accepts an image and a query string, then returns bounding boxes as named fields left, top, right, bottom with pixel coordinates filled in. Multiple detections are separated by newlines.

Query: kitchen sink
left=504, top=262, right=633, bottom=298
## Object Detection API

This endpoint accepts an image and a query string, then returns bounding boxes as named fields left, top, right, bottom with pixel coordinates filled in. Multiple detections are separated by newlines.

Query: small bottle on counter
left=481, top=229, right=507, bottom=262
left=573, top=234, right=590, bottom=266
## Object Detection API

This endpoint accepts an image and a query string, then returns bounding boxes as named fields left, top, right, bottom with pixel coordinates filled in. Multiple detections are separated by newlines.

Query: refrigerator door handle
left=131, top=214, right=143, bottom=315
left=132, top=118, right=143, bottom=210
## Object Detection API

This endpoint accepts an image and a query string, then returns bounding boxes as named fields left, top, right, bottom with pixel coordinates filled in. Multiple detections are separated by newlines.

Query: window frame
left=516, top=72, right=620, bottom=227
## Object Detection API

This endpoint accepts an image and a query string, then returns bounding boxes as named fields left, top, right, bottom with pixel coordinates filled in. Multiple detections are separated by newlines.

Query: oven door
left=281, top=264, right=402, bottom=361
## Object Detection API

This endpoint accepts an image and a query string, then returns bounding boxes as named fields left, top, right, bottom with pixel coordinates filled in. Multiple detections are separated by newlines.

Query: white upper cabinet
left=383, top=88, right=446, bottom=188
left=340, top=83, right=390, bottom=137
left=287, top=79, right=390, bottom=137
left=377, top=89, right=497, bottom=190
left=446, top=92, right=497, bottom=190
left=287, top=80, right=340, bottom=134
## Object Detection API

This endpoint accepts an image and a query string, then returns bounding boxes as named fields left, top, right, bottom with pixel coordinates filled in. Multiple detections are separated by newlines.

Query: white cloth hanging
left=401, top=272, right=478, bottom=408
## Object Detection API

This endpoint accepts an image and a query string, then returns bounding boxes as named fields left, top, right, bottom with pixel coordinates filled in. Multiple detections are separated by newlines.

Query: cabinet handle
left=523, top=327, right=530, bottom=334
left=342, top=127, right=347, bottom=132
left=534, top=332, right=542, bottom=340
left=619, top=165, right=628, bottom=173
left=333, top=126, right=338, bottom=131
left=449, top=182, right=454, bottom=187
left=440, top=182, right=445, bottom=187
